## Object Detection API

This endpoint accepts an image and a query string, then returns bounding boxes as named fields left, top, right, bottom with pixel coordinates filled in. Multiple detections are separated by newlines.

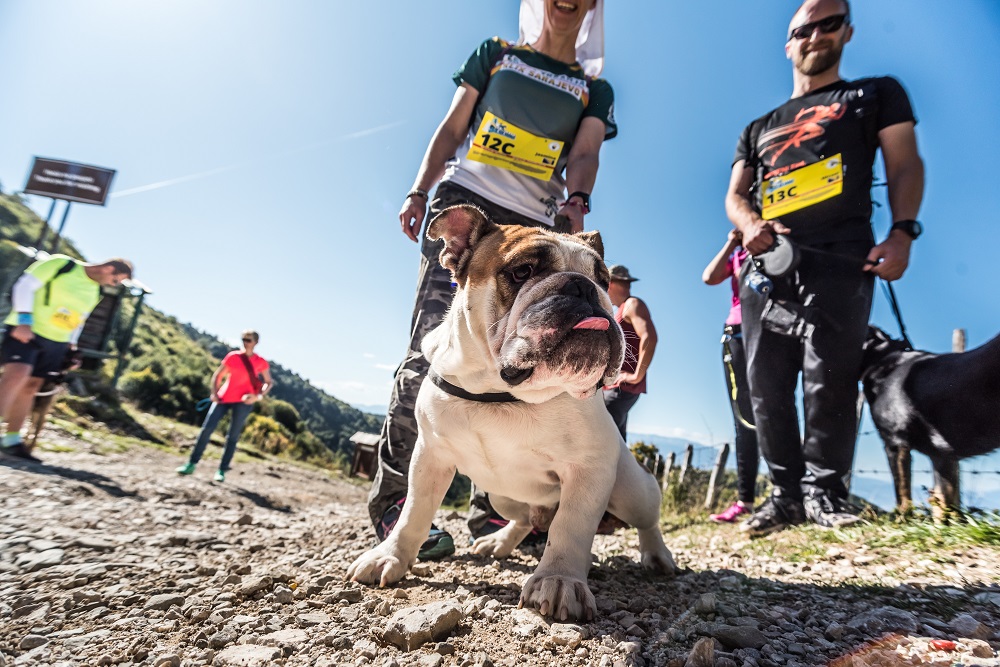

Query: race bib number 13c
left=467, top=112, right=563, bottom=181
left=762, top=154, right=843, bottom=220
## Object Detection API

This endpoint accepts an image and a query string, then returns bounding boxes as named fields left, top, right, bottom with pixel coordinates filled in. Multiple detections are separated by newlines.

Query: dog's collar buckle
left=428, top=368, right=521, bottom=404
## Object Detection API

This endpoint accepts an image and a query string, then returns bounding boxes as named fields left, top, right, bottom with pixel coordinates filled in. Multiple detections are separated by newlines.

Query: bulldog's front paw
left=637, top=527, right=678, bottom=576
left=346, top=545, right=412, bottom=587
left=519, top=571, right=595, bottom=621
left=642, top=544, right=677, bottom=575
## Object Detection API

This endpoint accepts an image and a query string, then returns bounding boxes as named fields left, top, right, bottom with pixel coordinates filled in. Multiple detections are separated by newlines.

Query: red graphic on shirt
left=759, top=103, right=846, bottom=166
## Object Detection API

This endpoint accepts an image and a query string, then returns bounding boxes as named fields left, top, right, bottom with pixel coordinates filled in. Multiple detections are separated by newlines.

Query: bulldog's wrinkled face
left=428, top=205, right=624, bottom=401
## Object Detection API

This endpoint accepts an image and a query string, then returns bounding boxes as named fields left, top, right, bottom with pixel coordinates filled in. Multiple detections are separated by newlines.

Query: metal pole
left=34, top=199, right=58, bottom=249
left=112, top=292, right=145, bottom=389
left=48, top=202, right=72, bottom=254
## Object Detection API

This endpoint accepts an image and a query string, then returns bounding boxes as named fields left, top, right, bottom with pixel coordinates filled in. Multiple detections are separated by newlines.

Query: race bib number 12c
left=467, top=112, right=563, bottom=181
left=762, top=154, right=843, bottom=220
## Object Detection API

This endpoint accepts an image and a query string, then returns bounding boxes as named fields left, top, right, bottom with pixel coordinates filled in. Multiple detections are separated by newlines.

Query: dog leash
left=427, top=368, right=521, bottom=403
left=792, top=242, right=914, bottom=349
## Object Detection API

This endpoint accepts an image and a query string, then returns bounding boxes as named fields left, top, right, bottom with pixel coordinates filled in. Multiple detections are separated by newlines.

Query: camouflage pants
left=368, top=181, right=569, bottom=531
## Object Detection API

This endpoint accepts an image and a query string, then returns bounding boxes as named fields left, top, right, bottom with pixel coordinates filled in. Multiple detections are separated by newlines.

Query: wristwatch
left=567, top=191, right=592, bottom=213
left=891, top=219, right=923, bottom=240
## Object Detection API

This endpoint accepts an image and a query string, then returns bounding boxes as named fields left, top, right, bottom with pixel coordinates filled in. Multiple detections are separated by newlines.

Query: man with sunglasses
left=177, top=330, right=272, bottom=482
left=725, top=0, right=924, bottom=536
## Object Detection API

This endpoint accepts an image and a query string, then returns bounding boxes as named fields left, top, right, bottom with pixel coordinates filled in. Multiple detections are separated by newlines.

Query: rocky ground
left=2, top=430, right=999, bottom=667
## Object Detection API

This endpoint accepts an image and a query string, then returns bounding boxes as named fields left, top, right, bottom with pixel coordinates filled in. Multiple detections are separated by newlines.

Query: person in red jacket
left=177, top=330, right=273, bottom=482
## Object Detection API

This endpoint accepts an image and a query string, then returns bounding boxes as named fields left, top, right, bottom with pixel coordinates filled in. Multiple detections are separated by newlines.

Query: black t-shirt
left=733, top=77, right=916, bottom=243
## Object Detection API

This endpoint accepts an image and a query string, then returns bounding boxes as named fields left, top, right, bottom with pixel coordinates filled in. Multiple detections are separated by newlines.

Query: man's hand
left=10, top=325, right=34, bottom=344
left=67, top=348, right=82, bottom=370
left=399, top=196, right=428, bottom=243
left=865, top=230, right=912, bottom=281
left=557, top=203, right=585, bottom=234
left=740, top=218, right=790, bottom=255
left=210, top=392, right=220, bottom=403
left=617, top=370, right=643, bottom=385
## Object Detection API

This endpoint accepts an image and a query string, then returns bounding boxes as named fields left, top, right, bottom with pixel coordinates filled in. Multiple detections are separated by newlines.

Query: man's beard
left=794, top=42, right=843, bottom=76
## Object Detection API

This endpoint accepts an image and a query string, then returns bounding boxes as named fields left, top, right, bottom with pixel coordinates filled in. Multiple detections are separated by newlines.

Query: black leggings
left=722, top=327, right=759, bottom=505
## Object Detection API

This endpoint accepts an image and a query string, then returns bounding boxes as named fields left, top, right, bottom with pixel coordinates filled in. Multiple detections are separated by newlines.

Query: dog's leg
left=886, top=441, right=913, bottom=515
left=346, top=436, right=456, bottom=587
left=519, top=464, right=617, bottom=622
left=607, top=444, right=677, bottom=575
left=930, top=457, right=961, bottom=523
left=471, top=494, right=534, bottom=559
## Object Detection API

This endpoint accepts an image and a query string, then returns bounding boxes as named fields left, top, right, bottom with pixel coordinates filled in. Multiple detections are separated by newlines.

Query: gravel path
left=2, top=434, right=999, bottom=667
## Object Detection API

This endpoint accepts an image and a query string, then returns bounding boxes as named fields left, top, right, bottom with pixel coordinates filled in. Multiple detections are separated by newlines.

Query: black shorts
left=0, top=328, right=70, bottom=379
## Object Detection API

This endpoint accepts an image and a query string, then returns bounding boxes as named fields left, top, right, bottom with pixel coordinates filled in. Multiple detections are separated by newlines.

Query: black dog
left=861, top=326, right=1000, bottom=517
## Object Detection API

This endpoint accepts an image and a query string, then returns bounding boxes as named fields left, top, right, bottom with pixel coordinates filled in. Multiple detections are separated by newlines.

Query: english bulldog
left=347, top=205, right=676, bottom=621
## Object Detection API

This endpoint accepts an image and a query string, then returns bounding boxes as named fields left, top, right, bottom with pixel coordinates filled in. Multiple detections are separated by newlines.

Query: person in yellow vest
left=0, top=255, right=133, bottom=461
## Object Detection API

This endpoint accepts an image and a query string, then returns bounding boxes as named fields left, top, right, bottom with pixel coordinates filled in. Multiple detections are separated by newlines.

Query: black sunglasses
left=788, top=13, right=849, bottom=41
left=242, top=337, right=254, bottom=343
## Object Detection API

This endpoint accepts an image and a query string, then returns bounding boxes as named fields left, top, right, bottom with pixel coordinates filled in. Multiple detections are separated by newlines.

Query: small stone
left=684, top=636, right=716, bottom=667
left=381, top=601, right=465, bottom=651
left=214, top=645, right=282, bottom=666
left=950, top=613, right=991, bottom=640
left=152, top=655, right=180, bottom=667
left=144, top=594, right=185, bottom=611
left=550, top=623, right=585, bottom=648
left=693, top=593, right=717, bottom=616
left=19, top=634, right=48, bottom=650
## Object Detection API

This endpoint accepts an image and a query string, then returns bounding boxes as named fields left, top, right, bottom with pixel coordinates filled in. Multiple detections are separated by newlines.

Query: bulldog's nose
left=560, top=276, right=598, bottom=302
left=500, top=366, right=534, bottom=386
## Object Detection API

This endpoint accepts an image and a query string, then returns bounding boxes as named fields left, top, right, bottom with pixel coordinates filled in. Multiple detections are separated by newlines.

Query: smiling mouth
left=554, top=1, right=578, bottom=13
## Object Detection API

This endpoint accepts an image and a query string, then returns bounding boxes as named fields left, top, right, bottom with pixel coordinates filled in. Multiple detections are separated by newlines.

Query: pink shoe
left=710, top=501, right=751, bottom=523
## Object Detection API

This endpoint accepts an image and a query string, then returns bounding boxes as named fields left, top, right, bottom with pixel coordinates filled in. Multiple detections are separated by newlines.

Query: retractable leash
left=792, top=242, right=914, bottom=350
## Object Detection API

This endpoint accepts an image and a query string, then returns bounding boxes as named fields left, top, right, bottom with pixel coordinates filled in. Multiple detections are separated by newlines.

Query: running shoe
left=739, top=492, right=804, bottom=537
left=377, top=498, right=455, bottom=560
left=710, top=500, right=752, bottom=523
left=176, top=462, right=196, bottom=475
left=213, top=470, right=225, bottom=483
left=803, top=488, right=863, bottom=528
left=1, top=442, right=42, bottom=463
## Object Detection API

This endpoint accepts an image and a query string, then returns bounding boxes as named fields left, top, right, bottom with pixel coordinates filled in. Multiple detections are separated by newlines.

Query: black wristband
left=406, top=188, right=429, bottom=201
left=890, top=219, right=922, bottom=240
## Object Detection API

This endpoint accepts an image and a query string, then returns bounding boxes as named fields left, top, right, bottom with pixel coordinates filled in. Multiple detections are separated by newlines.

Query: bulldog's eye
left=509, top=264, right=534, bottom=283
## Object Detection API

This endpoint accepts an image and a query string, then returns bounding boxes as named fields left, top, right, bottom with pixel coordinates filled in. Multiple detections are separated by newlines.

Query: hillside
left=0, top=194, right=381, bottom=468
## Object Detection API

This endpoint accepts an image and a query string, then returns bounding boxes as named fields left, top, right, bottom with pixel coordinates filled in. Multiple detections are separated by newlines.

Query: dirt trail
left=1, top=433, right=999, bottom=666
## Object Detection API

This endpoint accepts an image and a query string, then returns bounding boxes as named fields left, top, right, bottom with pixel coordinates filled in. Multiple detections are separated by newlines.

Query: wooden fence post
left=662, top=452, right=676, bottom=493
left=953, top=328, right=966, bottom=353
left=705, top=442, right=731, bottom=509
left=677, top=444, right=694, bottom=488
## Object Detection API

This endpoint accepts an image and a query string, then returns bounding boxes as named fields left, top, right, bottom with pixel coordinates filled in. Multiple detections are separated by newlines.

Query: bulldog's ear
left=574, top=230, right=605, bottom=259
left=427, top=205, right=498, bottom=276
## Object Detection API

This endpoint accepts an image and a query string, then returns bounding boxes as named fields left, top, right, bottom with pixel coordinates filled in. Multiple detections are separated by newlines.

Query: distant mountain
left=351, top=404, right=388, bottom=419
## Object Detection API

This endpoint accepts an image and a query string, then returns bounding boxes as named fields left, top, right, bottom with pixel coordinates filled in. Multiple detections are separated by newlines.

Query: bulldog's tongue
left=573, top=316, right=609, bottom=331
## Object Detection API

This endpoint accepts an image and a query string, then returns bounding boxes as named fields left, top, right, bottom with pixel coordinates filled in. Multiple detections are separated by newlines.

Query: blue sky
left=2, top=1, right=999, bottom=506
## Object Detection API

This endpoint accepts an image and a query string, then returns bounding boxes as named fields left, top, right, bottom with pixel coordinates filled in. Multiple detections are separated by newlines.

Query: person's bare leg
left=0, top=363, right=34, bottom=434
left=6, top=375, right=44, bottom=449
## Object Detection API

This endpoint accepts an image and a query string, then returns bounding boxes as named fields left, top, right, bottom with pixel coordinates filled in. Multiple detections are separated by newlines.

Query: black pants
left=739, top=239, right=874, bottom=502
left=603, top=387, right=641, bottom=440
left=722, top=326, right=759, bottom=505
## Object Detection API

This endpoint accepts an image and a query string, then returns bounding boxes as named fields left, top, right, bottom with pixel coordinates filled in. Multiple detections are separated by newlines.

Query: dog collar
left=428, top=368, right=521, bottom=403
